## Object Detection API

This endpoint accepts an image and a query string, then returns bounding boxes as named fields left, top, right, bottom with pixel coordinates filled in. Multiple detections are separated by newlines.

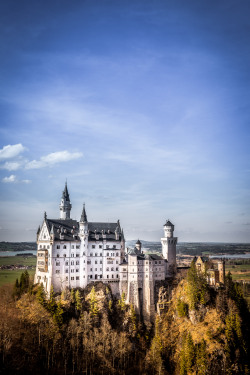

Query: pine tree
left=47, top=286, right=56, bottom=314
left=53, top=301, right=64, bottom=328
left=75, top=290, right=82, bottom=312
left=70, top=288, right=75, bottom=304
left=36, top=284, right=46, bottom=306
left=185, top=332, right=195, bottom=373
left=89, top=286, right=99, bottom=317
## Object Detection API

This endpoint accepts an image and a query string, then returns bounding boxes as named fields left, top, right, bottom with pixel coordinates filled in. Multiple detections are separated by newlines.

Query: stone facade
left=194, top=256, right=225, bottom=286
left=34, top=184, right=178, bottom=321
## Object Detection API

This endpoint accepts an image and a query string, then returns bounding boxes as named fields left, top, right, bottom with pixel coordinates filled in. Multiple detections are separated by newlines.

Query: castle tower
left=218, top=259, right=225, bottom=284
left=59, top=182, right=72, bottom=219
left=135, top=239, right=142, bottom=253
left=79, top=203, right=88, bottom=236
left=161, top=220, right=177, bottom=269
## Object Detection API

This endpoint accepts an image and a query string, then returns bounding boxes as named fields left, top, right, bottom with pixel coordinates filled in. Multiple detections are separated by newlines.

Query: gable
left=38, top=221, right=50, bottom=241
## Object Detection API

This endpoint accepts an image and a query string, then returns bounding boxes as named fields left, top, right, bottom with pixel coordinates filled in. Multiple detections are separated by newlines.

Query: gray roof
left=46, top=219, right=80, bottom=241
left=80, top=204, right=87, bottom=222
left=62, top=182, right=70, bottom=201
left=44, top=219, right=124, bottom=242
left=164, top=220, right=174, bottom=227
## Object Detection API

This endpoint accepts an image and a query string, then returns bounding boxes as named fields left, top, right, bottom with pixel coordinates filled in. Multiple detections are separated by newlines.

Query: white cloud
left=25, top=150, right=83, bottom=169
left=0, top=144, right=26, bottom=160
left=0, top=161, right=22, bottom=171
left=2, top=174, right=17, bottom=183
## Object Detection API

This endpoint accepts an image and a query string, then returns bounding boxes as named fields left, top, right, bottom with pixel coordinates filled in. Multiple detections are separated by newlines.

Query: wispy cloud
left=0, top=161, right=23, bottom=171
left=25, top=150, right=83, bottom=169
left=2, top=175, right=17, bottom=183
left=2, top=174, right=31, bottom=184
left=0, top=144, right=26, bottom=160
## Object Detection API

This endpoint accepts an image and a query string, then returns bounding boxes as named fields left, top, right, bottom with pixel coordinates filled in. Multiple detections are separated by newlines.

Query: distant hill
left=0, top=242, right=36, bottom=252
left=126, top=240, right=250, bottom=256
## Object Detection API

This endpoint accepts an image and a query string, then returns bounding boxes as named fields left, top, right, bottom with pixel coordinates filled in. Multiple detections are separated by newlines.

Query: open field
left=0, top=269, right=36, bottom=287
left=0, top=256, right=36, bottom=287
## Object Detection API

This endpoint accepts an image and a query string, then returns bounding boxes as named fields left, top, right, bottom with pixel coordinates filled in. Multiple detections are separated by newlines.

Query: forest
left=0, top=265, right=250, bottom=375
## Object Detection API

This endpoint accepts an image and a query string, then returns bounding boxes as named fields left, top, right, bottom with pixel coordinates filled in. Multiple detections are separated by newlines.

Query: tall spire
left=80, top=204, right=87, bottom=222
left=62, top=181, right=70, bottom=201
left=59, top=181, right=72, bottom=219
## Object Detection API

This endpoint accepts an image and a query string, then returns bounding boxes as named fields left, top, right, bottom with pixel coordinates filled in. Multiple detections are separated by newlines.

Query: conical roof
left=62, top=182, right=70, bottom=201
left=164, top=219, right=174, bottom=227
left=80, top=204, right=87, bottom=222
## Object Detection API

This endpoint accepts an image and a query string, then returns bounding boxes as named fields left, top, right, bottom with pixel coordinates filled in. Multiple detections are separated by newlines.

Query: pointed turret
left=135, top=239, right=142, bottom=253
left=79, top=203, right=88, bottom=237
left=59, top=182, right=72, bottom=219
left=80, top=204, right=87, bottom=223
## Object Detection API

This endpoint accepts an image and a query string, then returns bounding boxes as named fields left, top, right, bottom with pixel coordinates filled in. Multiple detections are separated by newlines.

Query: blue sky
left=0, top=0, right=250, bottom=242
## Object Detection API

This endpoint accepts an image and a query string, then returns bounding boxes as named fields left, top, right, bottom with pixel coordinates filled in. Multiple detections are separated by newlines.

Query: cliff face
left=147, top=266, right=250, bottom=375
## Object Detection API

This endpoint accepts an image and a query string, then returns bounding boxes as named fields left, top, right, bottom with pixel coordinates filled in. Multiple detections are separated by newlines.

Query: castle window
left=111, top=267, right=114, bottom=271
left=65, top=269, right=68, bottom=273
left=90, top=253, right=93, bottom=256
left=106, top=267, right=109, bottom=271
left=76, top=254, right=79, bottom=257
left=71, top=261, right=74, bottom=265
left=65, top=261, right=69, bottom=265
left=113, top=245, right=116, bottom=249
left=71, top=269, right=74, bottom=273
left=107, top=253, right=109, bottom=256
left=146, top=275, right=148, bottom=278
left=107, top=261, right=113, bottom=264
left=57, top=254, right=59, bottom=258
left=89, top=275, right=92, bottom=279
left=112, top=274, right=114, bottom=278
left=71, top=277, right=74, bottom=280
left=90, top=268, right=92, bottom=271
left=155, top=261, right=157, bottom=264
left=83, top=268, right=85, bottom=271
left=107, top=275, right=109, bottom=279
left=100, top=253, right=102, bottom=257
left=123, top=268, right=126, bottom=271
left=99, top=245, right=102, bottom=248
left=95, top=268, right=97, bottom=271
left=71, top=245, right=74, bottom=249
left=56, top=270, right=60, bottom=274
left=72, top=254, right=74, bottom=257
left=47, top=245, right=49, bottom=249
left=116, top=252, right=119, bottom=256
left=95, top=261, right=97, bottom=264
left=87, top=261, right=91, bottom=265
left=76, top=245, right=80, bottom=249
left=123, top=275, right=126, bottom=278
left=64, top=254, right=66, bottom=257
left=100, top=260, right=102, bottom=264
left=116, top=261, right=118, bottom=264
left=159, top=261, right=161, bottom=264
left=76, top=261, right=79, bottom=265
left=66, top=277, right=68, bottom=281
left=56, top=262, right=60, bottom=266
left=63, top=245, right=66, bottom=249
left=39, top=245, right=42, bottom=249
left=76, top=269, right=79, bottom=273
left=92, top=245, right=95, bottom=249
left=116, top=267, right=119, bottom=271
left=100, top=275, right=102, bottom=278
left=95, top=253, right=98, bottom=257
left=83, top=252, right=85, bottom=256
left=76, top=276, right=79, bottom=280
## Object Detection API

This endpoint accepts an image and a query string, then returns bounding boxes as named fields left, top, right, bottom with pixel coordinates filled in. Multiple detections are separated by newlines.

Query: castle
left=34, top=183, right=177, bottom=320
